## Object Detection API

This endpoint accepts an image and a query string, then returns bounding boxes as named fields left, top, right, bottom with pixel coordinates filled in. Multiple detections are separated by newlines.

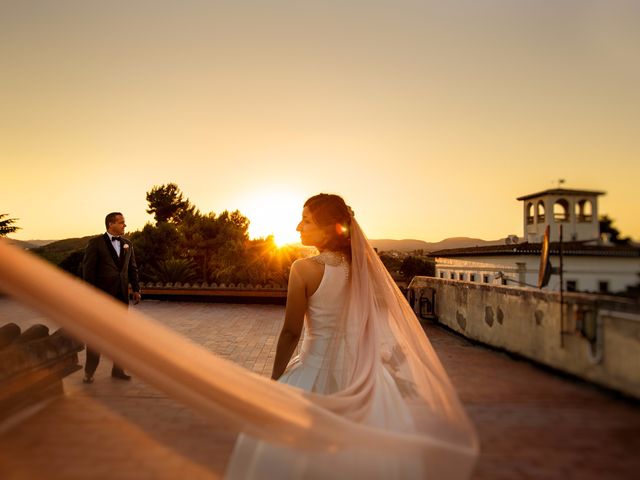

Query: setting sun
left=235, top=191, right=303, bottom=247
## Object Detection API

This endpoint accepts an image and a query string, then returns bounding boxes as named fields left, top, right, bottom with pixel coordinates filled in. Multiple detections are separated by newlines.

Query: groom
left=81, top=212, right=141, bottom=383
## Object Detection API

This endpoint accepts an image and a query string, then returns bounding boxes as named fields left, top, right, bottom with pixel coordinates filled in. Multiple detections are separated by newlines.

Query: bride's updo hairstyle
left=304, top=193, right=352, bottom=258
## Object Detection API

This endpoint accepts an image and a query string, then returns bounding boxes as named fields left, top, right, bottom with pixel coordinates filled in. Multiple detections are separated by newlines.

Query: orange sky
left=2, top=1, right=639, bottom=243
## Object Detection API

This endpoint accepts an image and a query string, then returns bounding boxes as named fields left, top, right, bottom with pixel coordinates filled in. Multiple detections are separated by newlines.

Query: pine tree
left=0, top=213, right=20, bottom=237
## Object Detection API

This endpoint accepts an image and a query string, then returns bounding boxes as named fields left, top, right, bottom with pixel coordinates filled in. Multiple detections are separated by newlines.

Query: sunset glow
left=1, top=2, right=639, bottom=243
left=235, top=191, right=303, bottom=247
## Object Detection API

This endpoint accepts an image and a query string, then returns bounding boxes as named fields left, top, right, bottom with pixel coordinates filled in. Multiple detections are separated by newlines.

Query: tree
left=599, top=215, right=630, bottom=245
left=150, top=259, right=199, bottom=284
left=379, top=253, right=402, bottom=276
left=129, top=222, right=181, bottom=282
left=136, top=183, right=301, bottom=285
left=400, top=256, right=435, bottom=280
left=59, top=250, right=85, bottom=277
left=219, top=236, right=298, bottom=286
left=145, top=183, right=194, bottom=225
left=179, top=210, right=250, bottom=283
left=0, top=213, right=20, bottom=237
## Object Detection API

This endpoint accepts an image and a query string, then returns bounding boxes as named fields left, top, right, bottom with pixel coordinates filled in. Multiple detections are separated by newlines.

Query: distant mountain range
left=7, top=236, right=96, bottom=264
left=6, top=239, right=58, bottom=250
left=7, top=235, right=514, bottom=258
left=369, top=237, right=510, bottom=253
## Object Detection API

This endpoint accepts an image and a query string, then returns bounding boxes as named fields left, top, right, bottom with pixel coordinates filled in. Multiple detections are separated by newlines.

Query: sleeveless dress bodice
left=294, top=263, right=349, bottom=374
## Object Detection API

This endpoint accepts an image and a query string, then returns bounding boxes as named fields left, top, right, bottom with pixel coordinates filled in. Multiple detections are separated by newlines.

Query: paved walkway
left=0, top=298, right=638, bottom=479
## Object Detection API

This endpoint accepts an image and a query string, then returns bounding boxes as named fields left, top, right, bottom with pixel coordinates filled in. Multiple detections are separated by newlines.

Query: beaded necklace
left=311, top=251, right=350, bottom=280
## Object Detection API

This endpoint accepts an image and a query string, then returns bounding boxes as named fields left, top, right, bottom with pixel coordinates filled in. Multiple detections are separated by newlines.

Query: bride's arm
left=271, top=260, right=307, bottom=380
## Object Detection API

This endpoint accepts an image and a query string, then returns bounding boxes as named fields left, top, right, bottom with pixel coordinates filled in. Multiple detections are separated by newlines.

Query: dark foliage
left=0, top=213, right=20, bottom=236
left=145, top=183, right=194, bottom=225
left=399, top=256, right=435, bottom=280
left=379, top=254, right=402, bottom=276
left=599, top=215, right=631, bottom=245
left=59, top=250, right=85, bottom=278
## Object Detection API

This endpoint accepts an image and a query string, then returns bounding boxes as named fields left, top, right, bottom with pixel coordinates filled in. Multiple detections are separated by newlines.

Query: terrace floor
left=0, top=298, right=638, bottom=479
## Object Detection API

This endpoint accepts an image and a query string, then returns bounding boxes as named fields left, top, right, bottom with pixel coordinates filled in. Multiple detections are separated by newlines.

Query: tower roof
left=517, top=188, right=605, bottom=201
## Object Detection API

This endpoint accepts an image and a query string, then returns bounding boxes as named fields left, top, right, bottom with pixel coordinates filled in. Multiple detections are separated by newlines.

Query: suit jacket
left=82, top=233, right=140, bottom=303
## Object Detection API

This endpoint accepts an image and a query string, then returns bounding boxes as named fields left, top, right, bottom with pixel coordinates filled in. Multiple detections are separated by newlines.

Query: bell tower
left=517, top=188, right=604, bottom=243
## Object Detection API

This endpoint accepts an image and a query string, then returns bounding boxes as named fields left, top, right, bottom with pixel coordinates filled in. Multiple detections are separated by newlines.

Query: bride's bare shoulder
left=290, top=257, right=324, bottom=281
left=290, top=258, right=324, bottom=296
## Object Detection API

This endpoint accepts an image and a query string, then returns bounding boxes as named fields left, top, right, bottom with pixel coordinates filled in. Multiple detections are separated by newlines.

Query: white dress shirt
left=107, top=232, right=122, bottom=257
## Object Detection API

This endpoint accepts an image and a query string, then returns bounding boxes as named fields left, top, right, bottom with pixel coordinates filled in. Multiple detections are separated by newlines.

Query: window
left=419, top=296, right=435, bottom=319
left=566, top=280, right=577, bottom=292
left=598, top=281, right=609, bottom=293
left=439, top=272, right=445, bottom=279
left=470, top=273, right=476, bottom=282
left=526, top=202, right=534, bottom=224
left=553, top=199, right=570, bottom=222
left=575, top=199, right=593, bottom=223
left=537, top=201, right=546, bottom=223
left=483, top=274, right=489, bottom=283
left=501, top=277, right=508, bottom=285
left=458, top=273, right=465, bottom=281
left=450, top=272, right=455, bottom=280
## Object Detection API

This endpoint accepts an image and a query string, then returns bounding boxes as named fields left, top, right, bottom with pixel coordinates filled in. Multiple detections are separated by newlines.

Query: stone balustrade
left=138, top=281, right=287, bottom=289
left=136, top=282, right=287, bottom=304
left=407, top=276, right=640, bottom=399
left=0, top=323, right=83, bottom=421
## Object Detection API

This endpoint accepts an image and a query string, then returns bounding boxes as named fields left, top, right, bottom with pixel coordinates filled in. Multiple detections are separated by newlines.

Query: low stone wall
left=0, top=323, right=84, bottom=421
left=138, top=282, right=287, bottom=305
left=408, top=277, right=640, bottom=399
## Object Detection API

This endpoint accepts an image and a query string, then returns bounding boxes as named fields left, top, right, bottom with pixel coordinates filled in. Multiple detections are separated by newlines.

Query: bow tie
left=112, top=236, right=121, bottom=242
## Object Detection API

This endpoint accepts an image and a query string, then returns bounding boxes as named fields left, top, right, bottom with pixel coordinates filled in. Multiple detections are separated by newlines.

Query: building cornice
left=516, top=188, right=605, bottom=201
left=431, top=242, right=640, bottom=258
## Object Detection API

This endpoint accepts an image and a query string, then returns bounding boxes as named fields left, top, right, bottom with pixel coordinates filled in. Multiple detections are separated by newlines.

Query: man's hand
left=132, top=292, right=142, bottom=304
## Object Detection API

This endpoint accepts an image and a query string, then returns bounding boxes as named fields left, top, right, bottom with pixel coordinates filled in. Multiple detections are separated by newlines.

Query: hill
left=370, top=237, right=509, bottom=253
left=6, top=239, right=57, bottom=250
left=31, top=235, right=97, bottom=264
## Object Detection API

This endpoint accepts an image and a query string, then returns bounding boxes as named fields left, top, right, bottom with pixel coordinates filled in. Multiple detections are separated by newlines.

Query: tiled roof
left=430, top=242, right=640, bottom=258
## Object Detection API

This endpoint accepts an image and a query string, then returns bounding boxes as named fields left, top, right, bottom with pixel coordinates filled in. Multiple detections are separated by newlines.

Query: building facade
left=432, top=188, right=639, bottom=294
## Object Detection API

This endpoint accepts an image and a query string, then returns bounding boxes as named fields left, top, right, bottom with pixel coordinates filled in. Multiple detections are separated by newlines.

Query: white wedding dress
left=225, top=258, right=424, bottom=479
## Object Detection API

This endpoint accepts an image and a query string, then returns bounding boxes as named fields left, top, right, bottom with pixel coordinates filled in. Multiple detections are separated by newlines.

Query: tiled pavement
left=0, top=298, right=639, bottom=479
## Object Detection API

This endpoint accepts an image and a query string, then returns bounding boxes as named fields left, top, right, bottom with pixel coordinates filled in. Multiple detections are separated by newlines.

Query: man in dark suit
left=81, top=212, right=141, bottom=383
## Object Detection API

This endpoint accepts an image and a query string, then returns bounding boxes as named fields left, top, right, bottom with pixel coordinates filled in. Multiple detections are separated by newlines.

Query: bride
left=225, top=194, right=478, bottom=479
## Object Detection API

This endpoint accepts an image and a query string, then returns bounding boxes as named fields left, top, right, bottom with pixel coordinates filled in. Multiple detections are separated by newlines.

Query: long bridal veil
left=303, top=217, right=479, bottom=477
left=0, top=220, right=478, bottom=478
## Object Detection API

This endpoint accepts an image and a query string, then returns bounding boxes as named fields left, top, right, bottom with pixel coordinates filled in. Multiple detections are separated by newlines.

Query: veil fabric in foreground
left=0, top=223, right=478, bottom=478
